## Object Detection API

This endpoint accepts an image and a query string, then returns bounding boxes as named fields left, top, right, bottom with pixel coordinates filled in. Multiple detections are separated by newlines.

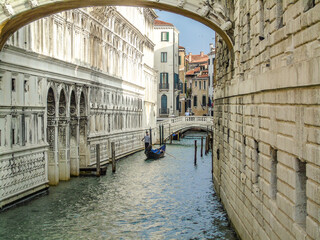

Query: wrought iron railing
left=159, top=83, right=169, bottom=90
left=159, top=108, right=169, bottom=115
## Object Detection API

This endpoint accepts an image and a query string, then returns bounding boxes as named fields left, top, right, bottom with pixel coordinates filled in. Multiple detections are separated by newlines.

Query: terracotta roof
left=179, top=46, right=185, bottom=49
left=197, top=74, right=209, bottom=78
left=186, top=67, right=201, bottom=75
left=187, top=54, right=209, bottom=63
left=154, top=19, right=174, bottom=26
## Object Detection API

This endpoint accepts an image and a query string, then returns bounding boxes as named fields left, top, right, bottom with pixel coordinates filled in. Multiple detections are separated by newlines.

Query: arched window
left=202, top=95, right=206, bottom=106
left=176, top=95, right=179, bottom=110
left=194, top=96, right=197, bottom=107
left=161, top=95, right=167, bottom=114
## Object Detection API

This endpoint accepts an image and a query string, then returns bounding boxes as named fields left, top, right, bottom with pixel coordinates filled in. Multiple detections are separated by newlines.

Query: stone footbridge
left=154, top=116, right=213, bottom=143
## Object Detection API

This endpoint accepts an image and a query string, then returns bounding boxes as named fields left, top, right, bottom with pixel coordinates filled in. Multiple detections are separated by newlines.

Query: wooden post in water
left=161, top=125, right=164, bottom=145
left=96, top=144, right=100, bottom=176
left=205, top=136, right=208, bottom=155
left=178, top=132, right=180, bottom=141
left=111, top=142, right=116, bottom=173
left=170, top=133, right=172, bottom=144
left=194, top=140, right=197, bottom=165
left=159, top=125, right=162, bottom=145
left=201, top=136, right=203, bottom=157
left=149, top=127, right=152, bottom=145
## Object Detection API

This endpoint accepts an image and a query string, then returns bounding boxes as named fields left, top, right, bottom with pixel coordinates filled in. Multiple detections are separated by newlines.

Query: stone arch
left=57, top=88, right=70, bottom=181
left=0, top=0, right=234, bottom=54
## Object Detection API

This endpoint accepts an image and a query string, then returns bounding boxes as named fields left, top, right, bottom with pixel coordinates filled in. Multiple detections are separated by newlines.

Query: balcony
left=159, top=83, right=169, bottom=90
left=159, top=108, right=169, bottom=115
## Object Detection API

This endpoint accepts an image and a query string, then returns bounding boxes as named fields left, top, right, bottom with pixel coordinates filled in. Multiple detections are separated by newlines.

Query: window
left=254, top=140, right=260, bottom=183
left=161, top=32, right=169, bottom=41
left=208, top=59, right=210, bottom=65
left=160, top=72, right=168, bottom=84
left=247, top=13, right=251, bottom=50
left=276, top=0, right=283, bottom=29
left=199, top=81, right=201, bottom=90
left=195, top=81, right=197, bottom=87
left=270, top=148, right=278, bottom=200
left=161, top=52, right=167, bottom=62
left=12, top=129, right=15, bottom=145
left=193, top=96, right=197, bottom=107
left=179, top=56, right=181, bottom=65
left=204, top=81, right=206, bottom=90
left=24, top=80, right=29, bottom=92
left=295, top=159, right=307, bottom=229
left=176, top=95, right=179, bottom=110
left=0, top=76, right=2, bottom=90
left=259, top=0, right=265, bottom=40
left=202, top=95, right=206, bottom=106
left=12, top=78, right=16, bottom=91
left=304, top=0, right=315, bottom=12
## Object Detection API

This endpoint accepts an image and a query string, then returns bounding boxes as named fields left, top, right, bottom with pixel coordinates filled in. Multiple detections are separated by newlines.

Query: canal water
left=0, top=132, right=238, bottom=240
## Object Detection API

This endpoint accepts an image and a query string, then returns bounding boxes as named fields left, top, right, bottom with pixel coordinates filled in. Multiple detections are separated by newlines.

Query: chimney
left=200, top=51, right=204, bottom=57
left=189, top=52, right=192, bottom=62
left=209, top=43, right=214, bottom=52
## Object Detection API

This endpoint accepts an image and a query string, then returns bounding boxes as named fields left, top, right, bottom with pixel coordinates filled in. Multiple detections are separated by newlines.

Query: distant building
left=186, top=52, right=209, bottom=116
left=153, top=19, right=180, bottom=117
left=208, top=43, right=215, bottom=116
left=178, top=46, right=187, bottom=116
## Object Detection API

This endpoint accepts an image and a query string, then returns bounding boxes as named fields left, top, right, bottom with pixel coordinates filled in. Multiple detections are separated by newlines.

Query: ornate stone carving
left=2, top=3, right=14, bottom=17
left=221, top=21, right=232, bottom=31
left=0, top=152, right=46, bottom=200
left=177, top=0, right=186, bottom=8
left=28, top=0, right=38, bottom=8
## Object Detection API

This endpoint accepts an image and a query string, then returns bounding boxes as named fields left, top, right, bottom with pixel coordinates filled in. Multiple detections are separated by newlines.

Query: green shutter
left=166, top=32, right=169, bottom=41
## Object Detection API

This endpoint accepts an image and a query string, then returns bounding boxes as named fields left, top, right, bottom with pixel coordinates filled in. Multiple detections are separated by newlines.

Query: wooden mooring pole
left=111, top=142, right=116, bottom=173
left=96, top=144, right=100, bottom=176
left=205, top=135, right=208, bottom=155
left=161, top=125, right=164, bottom=145
left=201, top=136, right=203, bottom=157
left=194, top=140, right=197, bottom=165
left=159, top=125, right=162, bottom=145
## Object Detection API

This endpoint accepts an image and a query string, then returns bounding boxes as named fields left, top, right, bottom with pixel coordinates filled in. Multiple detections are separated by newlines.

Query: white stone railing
left=155, top=116, right=213, bottom=142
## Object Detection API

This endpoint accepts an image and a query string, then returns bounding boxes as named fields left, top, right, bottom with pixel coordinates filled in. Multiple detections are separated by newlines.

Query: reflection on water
left=0, top=131, right=238, bottom=240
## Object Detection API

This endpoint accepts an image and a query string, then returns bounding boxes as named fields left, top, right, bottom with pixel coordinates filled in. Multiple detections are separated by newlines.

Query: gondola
left=145, top=144, right=166, bottom=159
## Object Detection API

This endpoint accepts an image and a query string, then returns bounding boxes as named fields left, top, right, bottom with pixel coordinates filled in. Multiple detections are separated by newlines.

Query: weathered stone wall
left=213, top=0, right=320, bottom=239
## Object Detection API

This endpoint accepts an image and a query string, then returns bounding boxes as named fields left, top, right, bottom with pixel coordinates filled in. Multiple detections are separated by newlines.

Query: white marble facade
left=0, top=6, right=157, bottom=208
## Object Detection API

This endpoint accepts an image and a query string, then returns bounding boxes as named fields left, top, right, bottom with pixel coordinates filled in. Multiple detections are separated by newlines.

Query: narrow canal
left=0, top=132, right=237, bottom=240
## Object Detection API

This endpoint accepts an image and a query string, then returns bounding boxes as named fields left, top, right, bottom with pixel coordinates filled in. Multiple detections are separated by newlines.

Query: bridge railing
left=155, top=116, right=213, bottom=142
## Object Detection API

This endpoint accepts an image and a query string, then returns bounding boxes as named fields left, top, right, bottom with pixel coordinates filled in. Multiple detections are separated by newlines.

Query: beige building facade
left=178, top=46, right=187, bottom=116
left=153, top=19, right=180, bottom=118
left=186, top=52, right=209, bottom=116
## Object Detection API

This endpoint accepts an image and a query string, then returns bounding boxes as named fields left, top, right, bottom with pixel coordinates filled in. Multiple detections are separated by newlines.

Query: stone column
left=70, top=116, right=79, bottom=176
left=79, top=116, right=89, bottom=167
left=47, top=118, right=59, bottom=185
left=58, top=118, right=70, bottom=181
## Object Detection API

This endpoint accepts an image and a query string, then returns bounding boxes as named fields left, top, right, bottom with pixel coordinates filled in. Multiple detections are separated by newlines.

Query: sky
left=155, top=10, right=216, bottom=55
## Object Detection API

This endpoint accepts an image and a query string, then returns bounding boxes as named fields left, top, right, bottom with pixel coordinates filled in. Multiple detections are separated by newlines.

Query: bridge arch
left=0, top=0, right=234, bottom=52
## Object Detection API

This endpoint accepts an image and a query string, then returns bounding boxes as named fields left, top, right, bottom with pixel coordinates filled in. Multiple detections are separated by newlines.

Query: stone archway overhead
left=0, top=0, right=234, bottom=51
